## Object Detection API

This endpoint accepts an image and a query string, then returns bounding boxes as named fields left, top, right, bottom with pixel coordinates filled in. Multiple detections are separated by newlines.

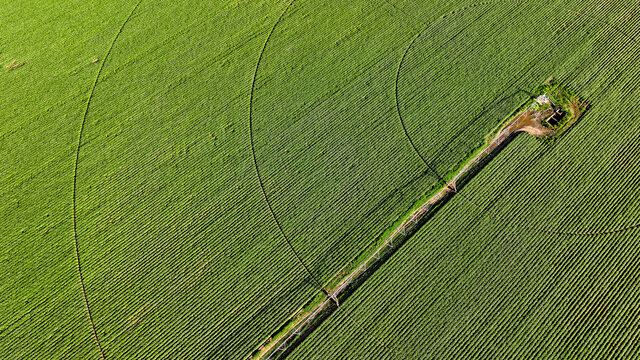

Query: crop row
left=284, top=1, right=640, bottom=358
left=62, top=1, right=325, bottom=358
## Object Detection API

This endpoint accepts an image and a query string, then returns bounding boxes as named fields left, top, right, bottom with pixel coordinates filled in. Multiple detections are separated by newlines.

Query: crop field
left=284, top=1, right=640, bottom=359
left=2, top=0, right=640, bottom=359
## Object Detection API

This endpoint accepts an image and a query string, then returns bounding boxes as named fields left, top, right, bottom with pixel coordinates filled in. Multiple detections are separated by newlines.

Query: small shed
left=536, top=94, right=551, bottom=105
left=548, top=108, right=564, bottom=126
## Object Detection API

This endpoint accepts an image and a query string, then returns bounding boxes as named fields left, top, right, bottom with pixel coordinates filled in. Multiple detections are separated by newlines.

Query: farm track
left=395, top=2, right=640, bottom=238
left=255, top=1, right=640, bottom=358
left=251, top=3, right=503, bottom=358
left=72, top=1, right=144, bottom=358
left=257, top=104, right=558, bottom=359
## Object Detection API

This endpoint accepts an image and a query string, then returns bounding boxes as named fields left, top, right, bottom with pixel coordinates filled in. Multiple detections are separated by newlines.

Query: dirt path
left=254, top=108, right=558, bottom=359
left=450, top=106, right=554, bottom=190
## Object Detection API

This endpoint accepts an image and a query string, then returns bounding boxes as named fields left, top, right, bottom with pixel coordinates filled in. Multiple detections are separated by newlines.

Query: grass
left=535, top=81, right=589, bottom=136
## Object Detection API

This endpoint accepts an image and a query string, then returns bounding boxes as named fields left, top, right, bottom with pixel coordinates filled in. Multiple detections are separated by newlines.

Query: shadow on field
left=427, top=89, right=534, bottom=173
left=309, top=169, right=436, bottom=276
left=205, top=275, right=317, bottom=358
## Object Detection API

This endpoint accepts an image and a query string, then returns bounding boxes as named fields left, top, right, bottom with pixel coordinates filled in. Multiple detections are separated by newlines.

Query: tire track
left=394, top=1, right=640, bottom=238
left=249, top=1, right=411, bottom=358
left=248, top=0, right=329, bottom=295
left=72, top=1, right=144, bottom=358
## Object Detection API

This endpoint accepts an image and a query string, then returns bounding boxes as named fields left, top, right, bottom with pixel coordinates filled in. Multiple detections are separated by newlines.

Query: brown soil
left=253, top=106, right=566, bottom=359
left=569, top=99, right=588, bottom=119
left=513, top=108, right=556, bottom=137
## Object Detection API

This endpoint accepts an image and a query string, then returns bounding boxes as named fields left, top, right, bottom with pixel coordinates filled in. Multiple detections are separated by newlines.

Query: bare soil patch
left=6, top=60, right=24, bottom=70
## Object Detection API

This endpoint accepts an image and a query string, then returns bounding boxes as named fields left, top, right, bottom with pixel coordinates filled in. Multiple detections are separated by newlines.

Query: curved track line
left=72, top=1, right=144, bottom=358
left=248, top=0, right=329, bottom=294
left=395, top=30, right=451, bottom=189
left=257, top=2, right=639, bottom=358
left=394, top=1, right=640, bottom=237
left=249, top=2, right=410, bottom=358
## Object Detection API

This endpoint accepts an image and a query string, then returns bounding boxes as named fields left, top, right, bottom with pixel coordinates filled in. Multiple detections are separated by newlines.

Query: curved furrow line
left=394, top=1, right=640, bottom=238
left=247, top=0, right=329, bottom=294
left=249, top=1, right=413, bottom=358
left=72, top=1, right=144, bottom=358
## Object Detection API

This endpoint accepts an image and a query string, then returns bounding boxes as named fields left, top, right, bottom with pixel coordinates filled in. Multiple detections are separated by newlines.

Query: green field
left=2, top=0, right=639, bottom=359
left=285, top=1, right=640, bottom=358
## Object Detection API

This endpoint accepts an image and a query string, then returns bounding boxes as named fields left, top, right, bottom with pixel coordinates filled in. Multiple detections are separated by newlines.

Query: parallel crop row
left=285, top=1, right=640, bottom=358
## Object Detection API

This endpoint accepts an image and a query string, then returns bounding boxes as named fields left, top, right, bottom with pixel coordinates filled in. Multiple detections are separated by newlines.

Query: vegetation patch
left=5, top=60, right=24, bottom=70
left=256, top=78, right=591, bottom=358
left=522, top=79, right=589, bottom=138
